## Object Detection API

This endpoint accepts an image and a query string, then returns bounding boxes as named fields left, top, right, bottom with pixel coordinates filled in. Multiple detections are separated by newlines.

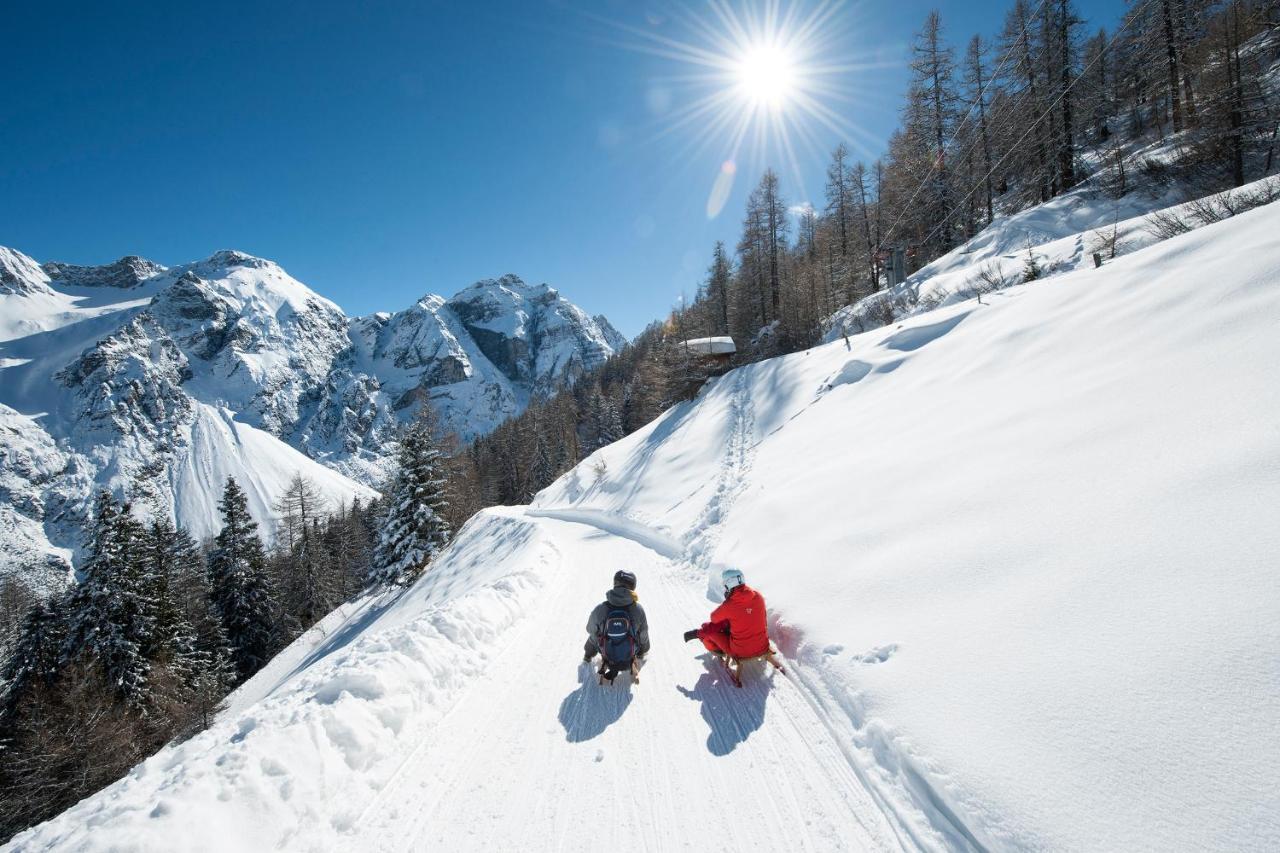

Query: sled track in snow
left=356, top=511, right=903, bottom=852
left=529, top=506, right=989, bottom=852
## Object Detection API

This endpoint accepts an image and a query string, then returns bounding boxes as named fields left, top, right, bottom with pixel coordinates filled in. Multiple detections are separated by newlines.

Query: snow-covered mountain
left=9, top=189, right=1278, bottom=851
left=0, top=248, right=625, bottom=593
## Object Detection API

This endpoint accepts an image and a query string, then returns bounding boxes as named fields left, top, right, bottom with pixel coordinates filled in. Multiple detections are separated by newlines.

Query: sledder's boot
left=598, top=662, right=620, bottom=685
left=683, top=629, right=700, bottom=643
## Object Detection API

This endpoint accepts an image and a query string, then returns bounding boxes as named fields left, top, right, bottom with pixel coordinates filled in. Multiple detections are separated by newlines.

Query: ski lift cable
left=880, top=0, right=1054, bottom=248
left=914, top=0, right=1157, bottom=253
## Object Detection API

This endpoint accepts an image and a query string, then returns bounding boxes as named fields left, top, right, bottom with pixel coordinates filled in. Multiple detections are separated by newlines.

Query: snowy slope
left=532, top=201, right=1280, bottom=849
left=827, top=165, right=1278, bottom=339
left=0, top=248, right=622, bottom=588
left=11, top=198, right=1279, bottom=851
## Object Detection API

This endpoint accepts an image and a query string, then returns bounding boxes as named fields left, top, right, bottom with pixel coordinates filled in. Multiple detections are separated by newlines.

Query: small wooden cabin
left=677, top=336, right=736, bottom=363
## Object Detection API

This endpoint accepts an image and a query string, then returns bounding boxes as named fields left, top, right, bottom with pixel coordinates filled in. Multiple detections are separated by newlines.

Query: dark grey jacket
left=585, top=586, right=650, bottom=657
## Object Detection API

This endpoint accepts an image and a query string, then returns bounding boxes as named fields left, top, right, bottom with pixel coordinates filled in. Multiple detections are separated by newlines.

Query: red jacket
left=705, top=584, right=770, bottom=658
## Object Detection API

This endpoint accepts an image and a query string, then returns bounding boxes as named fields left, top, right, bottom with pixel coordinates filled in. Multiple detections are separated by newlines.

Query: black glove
left=683, top=629, right=700, bottom=643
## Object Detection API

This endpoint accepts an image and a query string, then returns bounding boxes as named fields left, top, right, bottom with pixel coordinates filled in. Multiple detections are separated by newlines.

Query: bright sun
left=591, top=0, right=869, bottom=218
left=735, top=44, right=797, bottom=109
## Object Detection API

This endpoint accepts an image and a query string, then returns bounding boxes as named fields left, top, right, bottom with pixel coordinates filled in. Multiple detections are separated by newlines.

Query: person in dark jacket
left=583, top=570, right=650, bottom=665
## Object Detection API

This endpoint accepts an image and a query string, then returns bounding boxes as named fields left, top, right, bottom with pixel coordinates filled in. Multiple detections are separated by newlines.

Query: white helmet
left=721, top=568, right=745, bottom=596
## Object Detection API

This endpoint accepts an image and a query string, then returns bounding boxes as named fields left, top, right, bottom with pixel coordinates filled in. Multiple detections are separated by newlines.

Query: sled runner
left=713, top=647, right=785, bottom=688
left=598, top=658, right=641, bottom=686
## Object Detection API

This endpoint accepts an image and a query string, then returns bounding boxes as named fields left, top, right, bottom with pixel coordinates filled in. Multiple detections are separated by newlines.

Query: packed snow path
left=357, top=510, right=922, bottom=852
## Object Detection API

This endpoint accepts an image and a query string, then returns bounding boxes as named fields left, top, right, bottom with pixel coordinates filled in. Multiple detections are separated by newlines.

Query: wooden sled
left=598, top=658, right=641, bottom=686
left=715, top=647, right=785, bottom=688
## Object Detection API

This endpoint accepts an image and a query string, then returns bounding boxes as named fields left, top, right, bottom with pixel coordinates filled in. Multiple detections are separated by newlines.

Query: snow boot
left=682, top=629, right=700, bottom=643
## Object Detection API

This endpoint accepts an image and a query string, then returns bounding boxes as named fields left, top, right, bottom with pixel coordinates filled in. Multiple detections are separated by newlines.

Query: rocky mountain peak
left=0, top=246, right=53, bottom=296
left=199, top=249, right=273, bottom=271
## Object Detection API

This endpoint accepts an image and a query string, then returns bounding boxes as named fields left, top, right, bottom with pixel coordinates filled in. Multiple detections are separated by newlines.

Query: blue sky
left=1, top=0, right=1119, bottom=336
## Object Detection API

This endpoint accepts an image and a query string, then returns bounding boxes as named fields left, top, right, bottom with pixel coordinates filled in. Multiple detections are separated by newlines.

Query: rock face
left=43, top=255, right=164, bottom=289
left=0, top=245, right=625, bottom=592
left=446, top=275, right=626, bottom=394
left=0, top=246, right=53, bottom=296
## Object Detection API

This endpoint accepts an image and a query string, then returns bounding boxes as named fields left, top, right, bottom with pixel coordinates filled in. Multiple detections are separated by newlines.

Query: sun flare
left=735, top=44, right=797, bottom=109
left=589, top=0, right=879, bottom=218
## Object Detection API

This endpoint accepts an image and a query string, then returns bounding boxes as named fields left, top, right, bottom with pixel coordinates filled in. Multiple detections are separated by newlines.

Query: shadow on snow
left=676, top=655, right=770, bottom=757
left=558, top=662, right=634, bottom=742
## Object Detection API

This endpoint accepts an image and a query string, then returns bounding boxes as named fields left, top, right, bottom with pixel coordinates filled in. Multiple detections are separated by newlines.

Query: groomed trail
left=356, top=508, right=926, bottom=852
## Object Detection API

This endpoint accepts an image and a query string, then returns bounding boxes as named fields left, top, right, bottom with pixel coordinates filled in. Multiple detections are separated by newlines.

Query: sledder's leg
left=721, top=656, right=743, bottom=688
left=766, top=651, right=786, bottom=674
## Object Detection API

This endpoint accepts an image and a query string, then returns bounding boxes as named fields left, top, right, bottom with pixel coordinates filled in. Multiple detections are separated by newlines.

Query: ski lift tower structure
left=885, top=247, right=907, bottom=287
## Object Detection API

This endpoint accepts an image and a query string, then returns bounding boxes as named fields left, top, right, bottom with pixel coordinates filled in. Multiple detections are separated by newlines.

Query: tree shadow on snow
left=676, top=656, right=769, bottom=756
left=558, top=662, right=633, bottom=743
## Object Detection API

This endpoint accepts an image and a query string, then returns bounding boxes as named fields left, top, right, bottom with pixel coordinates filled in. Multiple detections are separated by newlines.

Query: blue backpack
left=599, top=605, right=637, bottom=668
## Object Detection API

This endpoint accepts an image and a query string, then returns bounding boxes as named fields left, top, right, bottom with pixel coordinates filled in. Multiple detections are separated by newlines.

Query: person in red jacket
left=683, top=569, right=771, bottom=659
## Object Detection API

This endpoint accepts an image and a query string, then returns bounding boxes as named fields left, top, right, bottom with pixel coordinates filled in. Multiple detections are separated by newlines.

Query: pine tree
left=1022, top=245, right=1043, bottom=281
left=140, top=517, right=189, bottom=661
left=0, top=599, right=66, bottom=725
left=208, top=478, right=278, bottom=682
left=589, top=389, right=625, bottom=450
left=825, top=143, right=855, bottom=290
left=370, top=417, right=451, bottom=587
left=61, top=492, right=153, bottom=705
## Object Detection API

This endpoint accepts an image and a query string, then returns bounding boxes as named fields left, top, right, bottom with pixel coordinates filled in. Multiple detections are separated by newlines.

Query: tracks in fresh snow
left=685, top=367, right=758, bottom=576
left=355, top=512, right=909, bottom=852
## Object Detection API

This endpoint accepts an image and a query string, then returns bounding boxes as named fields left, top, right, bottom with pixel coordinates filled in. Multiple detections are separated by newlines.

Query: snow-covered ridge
left=0, top=246, right=52, bottom=296
left=827, top=159, right=1280, bottom=340
left=0, top=246, right=624, bottom=592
